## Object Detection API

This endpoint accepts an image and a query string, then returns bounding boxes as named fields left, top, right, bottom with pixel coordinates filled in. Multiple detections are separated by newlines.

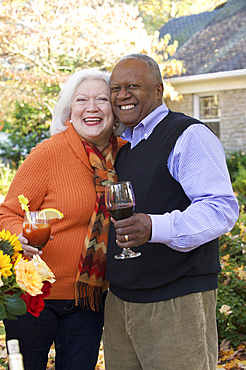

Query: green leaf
left=0, top=325, right=5, bottom=335
left=5, top=294, right=27, bottom=316
left=6, top=312, right=18, bottom=320
left=0, top=303, right=7, bottom=320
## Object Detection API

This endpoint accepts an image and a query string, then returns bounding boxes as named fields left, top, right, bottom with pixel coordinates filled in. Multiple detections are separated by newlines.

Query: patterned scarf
left=75, top=134, right=118, bottom=311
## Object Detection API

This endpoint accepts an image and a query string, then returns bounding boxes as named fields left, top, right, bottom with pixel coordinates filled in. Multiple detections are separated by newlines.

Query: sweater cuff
left=148, top=213, right=170, bottom=244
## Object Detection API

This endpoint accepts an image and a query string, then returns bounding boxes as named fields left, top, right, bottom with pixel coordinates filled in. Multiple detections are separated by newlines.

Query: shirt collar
left=121, top=104, right=169, bottom=146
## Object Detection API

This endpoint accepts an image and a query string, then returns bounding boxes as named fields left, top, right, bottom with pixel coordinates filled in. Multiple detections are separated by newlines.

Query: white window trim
left=193, top=93, right=220, bottom=138
left=193, top=94, right=200, bottom=120
left=193, top=92, right=220, bottom=121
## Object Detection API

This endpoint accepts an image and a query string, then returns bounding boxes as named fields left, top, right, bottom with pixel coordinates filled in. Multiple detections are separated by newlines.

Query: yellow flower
left=0, top=273, right=3, bottom=287
left=12, top=242, right=23, bottom=261
left=32, top=255, right=56, bottom=284
left=18, top=194, right=30, bottom=212
left=0, top=250, right=13, bottom=278
left=0, top=229, right=14, bottom=242
left=15, top=259, right=43, bottom=296
left=0, top=229, right=22, bottom=248
left=0, top=229, right=23, bottom=261
left=14, top=253, right=25, bottom=267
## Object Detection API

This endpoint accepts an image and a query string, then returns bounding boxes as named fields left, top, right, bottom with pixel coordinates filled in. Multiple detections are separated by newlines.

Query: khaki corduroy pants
left=103, top=289, right=218, bottom=370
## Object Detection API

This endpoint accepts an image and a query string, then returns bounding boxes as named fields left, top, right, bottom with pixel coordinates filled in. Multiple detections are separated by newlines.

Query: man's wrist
left=148, top=213, right=170, bottom=244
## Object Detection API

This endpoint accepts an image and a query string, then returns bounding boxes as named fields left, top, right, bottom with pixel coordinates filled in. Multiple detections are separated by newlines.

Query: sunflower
left=0, top=228, right=55, bottom=321
left=0, top=250, right=13, bottom=278
left=0, top=229, right=23, bottom=260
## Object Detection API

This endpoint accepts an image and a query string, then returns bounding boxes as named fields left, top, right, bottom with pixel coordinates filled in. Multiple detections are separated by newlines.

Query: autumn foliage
left=218, top=207, right=246, bottom=348
left=216, top=154, right=246, bottom=348
left=0, top=0, right=186, bottom=164
left=0, top=0, right=183, bottom=118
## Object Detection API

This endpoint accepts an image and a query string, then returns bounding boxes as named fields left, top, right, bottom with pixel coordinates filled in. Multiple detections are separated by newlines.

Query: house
left=160, top=0, right=246, bottom=155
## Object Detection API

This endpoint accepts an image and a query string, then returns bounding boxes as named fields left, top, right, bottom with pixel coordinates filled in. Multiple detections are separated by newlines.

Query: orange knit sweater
left=0, top=123, right=98, bottom=300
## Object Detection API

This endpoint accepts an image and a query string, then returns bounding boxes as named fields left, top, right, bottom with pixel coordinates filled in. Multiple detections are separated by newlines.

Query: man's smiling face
left=110, top=59, right=163, bottom=130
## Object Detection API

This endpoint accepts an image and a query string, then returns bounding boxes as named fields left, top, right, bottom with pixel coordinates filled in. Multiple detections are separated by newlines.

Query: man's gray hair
left=119, top=54, right=162, bottom=85
left=50, top=69, right=111, bottom=136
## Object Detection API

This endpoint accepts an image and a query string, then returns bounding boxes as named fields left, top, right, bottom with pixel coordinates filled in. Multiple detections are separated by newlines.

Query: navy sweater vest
left=106, top=111, right=221, bottom=303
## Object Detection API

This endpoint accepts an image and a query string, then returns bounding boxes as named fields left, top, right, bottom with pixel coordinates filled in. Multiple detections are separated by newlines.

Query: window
left=193, top=94, right=221, bottom=138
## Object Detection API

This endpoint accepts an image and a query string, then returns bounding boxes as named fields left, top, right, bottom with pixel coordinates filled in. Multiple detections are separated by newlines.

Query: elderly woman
left=0, top=69, right=125, bottom=370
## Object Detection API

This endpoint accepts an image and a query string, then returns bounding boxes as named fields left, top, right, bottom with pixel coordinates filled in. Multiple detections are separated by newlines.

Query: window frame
left=193, top=93, right=221, bottom=138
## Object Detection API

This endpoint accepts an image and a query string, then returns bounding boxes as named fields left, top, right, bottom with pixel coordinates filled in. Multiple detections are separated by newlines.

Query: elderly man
left=103, top=54, right=239, bottom=370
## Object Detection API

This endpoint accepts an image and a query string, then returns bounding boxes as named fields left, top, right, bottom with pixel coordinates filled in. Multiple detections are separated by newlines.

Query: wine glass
left=23, top=211, right=51, bottom=250
left=105, top=181, right=141, bottom=259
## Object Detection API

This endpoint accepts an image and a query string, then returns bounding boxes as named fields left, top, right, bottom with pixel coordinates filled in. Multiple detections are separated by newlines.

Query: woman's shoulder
left=36, top=131, right=67, bottom=150
left=23, top=133, right=66, bottom=163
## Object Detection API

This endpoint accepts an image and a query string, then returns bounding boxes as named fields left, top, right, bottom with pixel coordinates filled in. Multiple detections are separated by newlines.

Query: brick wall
left=165, top=88, right=246, bottom=155
left=166, top=94, right=193, bottom=116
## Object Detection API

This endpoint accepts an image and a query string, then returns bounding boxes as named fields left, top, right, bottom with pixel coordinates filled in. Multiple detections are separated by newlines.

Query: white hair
left=50, top=69, right=112, bottom=136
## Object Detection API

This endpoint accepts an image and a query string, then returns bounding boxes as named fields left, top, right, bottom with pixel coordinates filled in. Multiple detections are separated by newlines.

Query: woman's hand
left=18, top=233, right=43, bottom=257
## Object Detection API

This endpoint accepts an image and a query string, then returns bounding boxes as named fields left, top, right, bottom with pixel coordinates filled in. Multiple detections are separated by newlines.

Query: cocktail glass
left=23, top=211, right=51, bottom=250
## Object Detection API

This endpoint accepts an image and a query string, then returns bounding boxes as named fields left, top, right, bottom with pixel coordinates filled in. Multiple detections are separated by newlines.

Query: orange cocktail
left=23, top=212, right=51, bottom=250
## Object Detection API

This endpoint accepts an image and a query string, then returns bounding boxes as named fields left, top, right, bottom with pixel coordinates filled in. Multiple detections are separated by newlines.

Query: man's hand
left=111, top=213, right=152, bottom=249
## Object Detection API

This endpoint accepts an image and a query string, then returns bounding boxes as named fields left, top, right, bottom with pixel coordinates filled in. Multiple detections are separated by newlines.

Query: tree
left=0, top=0, right=150, bottom=118
left=0, top=0, right=184, bottom=118
left=0, top=0, right=185, bottom=165
left=115, top=0, right=226, bottom=34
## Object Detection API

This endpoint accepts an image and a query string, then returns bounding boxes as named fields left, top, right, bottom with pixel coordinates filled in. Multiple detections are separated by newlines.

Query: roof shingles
left=159, top=0, right=246, bottom=76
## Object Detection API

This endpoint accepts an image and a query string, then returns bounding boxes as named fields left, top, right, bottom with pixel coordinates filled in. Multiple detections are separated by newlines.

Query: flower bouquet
left=0, top=229, right=55, bottom=320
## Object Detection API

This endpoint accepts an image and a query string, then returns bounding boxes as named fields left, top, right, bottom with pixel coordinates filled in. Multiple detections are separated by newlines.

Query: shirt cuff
left=148, top=213, right=170, bottom=244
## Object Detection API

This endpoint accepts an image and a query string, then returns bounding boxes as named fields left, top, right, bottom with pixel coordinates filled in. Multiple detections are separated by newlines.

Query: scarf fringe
left=75, top=281, right=103, bottom=312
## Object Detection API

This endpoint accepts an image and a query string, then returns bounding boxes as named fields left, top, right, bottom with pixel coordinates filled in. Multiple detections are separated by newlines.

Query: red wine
left=108, top=205, right=133, bottom=221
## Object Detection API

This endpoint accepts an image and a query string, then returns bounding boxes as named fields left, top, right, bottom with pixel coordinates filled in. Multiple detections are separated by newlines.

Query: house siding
left=165, top=88, right=246, bottom=155
left=166, top=94, right=193, bottom=117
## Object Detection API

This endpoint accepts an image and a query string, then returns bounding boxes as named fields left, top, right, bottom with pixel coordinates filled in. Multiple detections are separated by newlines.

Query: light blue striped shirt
left=121, top=104, right=239, bottom=252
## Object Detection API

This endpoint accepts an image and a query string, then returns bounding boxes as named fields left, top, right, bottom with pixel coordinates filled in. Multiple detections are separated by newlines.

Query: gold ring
left=125, top=235, right=129, bottom=242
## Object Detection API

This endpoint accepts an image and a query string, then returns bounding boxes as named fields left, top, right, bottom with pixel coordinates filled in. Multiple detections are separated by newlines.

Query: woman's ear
left=113, top=121, right=127, bottom=136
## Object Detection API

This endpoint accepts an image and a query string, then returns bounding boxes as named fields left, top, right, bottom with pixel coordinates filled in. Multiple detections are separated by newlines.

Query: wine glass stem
left=122, top=248, right=133, bottom=257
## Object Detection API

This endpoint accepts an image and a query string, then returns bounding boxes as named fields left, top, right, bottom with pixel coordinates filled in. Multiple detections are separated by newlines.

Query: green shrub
left=0, top=101, right=51, bottom=167
left=0, top=160, right=16, bottom=199
left=226, top=151, right=246, bottom=182
left=232, top=163, right=246, bottom=205
left=217, top=206, right=246, bottom=347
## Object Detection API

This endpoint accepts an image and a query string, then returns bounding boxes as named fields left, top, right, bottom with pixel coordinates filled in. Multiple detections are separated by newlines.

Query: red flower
left=20, top=281, right=52, bottom=318
left=41, top=281, right=52, bottom=298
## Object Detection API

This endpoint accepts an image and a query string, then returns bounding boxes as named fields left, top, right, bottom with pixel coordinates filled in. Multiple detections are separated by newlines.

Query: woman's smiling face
left=70, top=79, right=115, bottom=151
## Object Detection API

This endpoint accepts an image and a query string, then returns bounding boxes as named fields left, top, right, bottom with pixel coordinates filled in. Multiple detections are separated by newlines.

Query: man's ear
left=155, top=83, right=164, bottom=100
